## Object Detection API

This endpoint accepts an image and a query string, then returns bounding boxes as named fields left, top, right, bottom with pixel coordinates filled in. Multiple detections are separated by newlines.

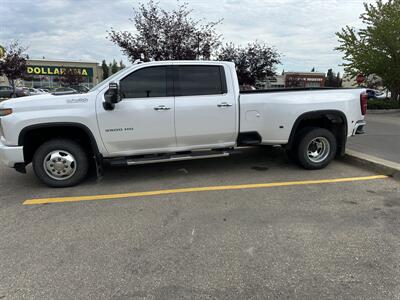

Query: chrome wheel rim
left=43, top=150, right=77, bottom=180
left=307, top=137, right=330, bottom=163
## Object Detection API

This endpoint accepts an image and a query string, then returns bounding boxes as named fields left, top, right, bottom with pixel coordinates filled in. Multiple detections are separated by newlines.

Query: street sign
left=356, top=74, right=365, bottom=85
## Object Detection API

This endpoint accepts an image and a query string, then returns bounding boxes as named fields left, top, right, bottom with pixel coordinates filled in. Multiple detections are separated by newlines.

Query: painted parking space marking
left=23, top=175, right=388, bottom=205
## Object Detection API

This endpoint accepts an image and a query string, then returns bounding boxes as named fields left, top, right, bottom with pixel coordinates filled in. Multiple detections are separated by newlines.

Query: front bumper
left=352, top=120, right=366, bottom=136
left=0, top=140, right=24, bottom=168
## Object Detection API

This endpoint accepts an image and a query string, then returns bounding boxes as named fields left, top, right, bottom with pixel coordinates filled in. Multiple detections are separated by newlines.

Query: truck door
left=173, top=64, right=237, bottom=148
left=96, top=65, right=176, bottom=156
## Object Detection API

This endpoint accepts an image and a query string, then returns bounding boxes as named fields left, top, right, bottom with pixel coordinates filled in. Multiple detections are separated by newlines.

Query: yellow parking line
left=22, top=175, right=388, bottom=205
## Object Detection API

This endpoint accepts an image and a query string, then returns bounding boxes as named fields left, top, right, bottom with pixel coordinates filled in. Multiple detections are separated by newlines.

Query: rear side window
left=175, top=65, right=227, bottom=96
left=120, top=66, right=167, bottom=98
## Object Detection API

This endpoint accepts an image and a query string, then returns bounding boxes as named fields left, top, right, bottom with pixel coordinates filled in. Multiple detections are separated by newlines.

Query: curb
left=367, top=109, right=400, bottom=114
left=344, top=150, right=400, bottom=181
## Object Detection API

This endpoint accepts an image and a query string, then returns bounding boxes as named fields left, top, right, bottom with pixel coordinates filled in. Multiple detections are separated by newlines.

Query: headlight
left=0, top=108, right=13, bottom=117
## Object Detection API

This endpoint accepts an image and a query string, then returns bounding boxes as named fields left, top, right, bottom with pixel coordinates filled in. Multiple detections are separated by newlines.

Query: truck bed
left=240, top=87, right=353, bottom=94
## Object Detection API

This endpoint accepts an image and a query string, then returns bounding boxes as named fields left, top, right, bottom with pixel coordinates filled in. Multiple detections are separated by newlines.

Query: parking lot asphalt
left=348, top=112, right=400, bottom=164
left=1, top=147, right=400, bottom=299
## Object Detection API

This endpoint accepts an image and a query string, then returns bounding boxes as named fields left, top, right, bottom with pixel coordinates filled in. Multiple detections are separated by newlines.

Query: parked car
left=0, top=61, right=367, bottom=187
left=240, top=85, right=257, bottom=91
left=366, top=89, right=387, bottom=100
left=53, top=87, right=78, bottom=95
left=0, top=86, right=30, bottom=99
left=28, top=88, right=48, bottom=96
left=0, top=86, right=13, bottom=99
left=16, top=87, right=30, bottom=97
left=70, top=85, right=90, bottom=93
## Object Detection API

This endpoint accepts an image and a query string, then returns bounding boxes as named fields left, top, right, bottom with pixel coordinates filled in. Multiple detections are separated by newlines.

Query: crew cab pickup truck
left=0, top=61, right=367, bottom=187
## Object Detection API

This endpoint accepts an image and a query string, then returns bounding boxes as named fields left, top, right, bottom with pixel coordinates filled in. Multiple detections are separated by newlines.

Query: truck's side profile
left=0, top=61, right=367, bottom=187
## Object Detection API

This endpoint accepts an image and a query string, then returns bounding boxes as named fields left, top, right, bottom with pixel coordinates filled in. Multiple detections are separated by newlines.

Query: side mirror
left=103, top=82, right=121, bottom=110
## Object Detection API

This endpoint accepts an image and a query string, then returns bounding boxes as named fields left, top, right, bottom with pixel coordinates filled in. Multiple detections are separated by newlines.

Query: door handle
left=154, top=105, right=171, bottom=111
left=217, top=102, right=233, bottom=108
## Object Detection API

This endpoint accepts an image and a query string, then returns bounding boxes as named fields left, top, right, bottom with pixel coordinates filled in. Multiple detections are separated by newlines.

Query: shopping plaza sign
left=26, top=65, right=94, bottom=77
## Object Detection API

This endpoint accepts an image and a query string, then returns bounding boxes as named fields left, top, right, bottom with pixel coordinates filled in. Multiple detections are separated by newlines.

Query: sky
left=0, top=0, right=375, bottom=74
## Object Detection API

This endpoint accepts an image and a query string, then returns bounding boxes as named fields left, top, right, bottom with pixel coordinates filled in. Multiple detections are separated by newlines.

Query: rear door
left=173, top=64, right=237, bottom=148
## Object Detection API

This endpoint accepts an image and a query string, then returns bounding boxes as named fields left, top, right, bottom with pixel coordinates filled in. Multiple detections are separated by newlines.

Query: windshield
left=89, top=67, right=129, bottom=92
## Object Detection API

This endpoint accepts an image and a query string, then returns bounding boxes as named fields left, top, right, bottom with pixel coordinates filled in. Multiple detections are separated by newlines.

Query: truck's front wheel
left=296, top=127, right=337, bottom=170
left=32, top=139, right=89, bottom=187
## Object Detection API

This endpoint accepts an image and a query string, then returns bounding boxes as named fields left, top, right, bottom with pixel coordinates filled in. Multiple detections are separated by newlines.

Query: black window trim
left=113, top=64, right=228, bottom=100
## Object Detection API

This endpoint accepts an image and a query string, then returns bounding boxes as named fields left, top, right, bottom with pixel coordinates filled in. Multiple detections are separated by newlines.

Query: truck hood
left=0, top=92, right=93, bottom=110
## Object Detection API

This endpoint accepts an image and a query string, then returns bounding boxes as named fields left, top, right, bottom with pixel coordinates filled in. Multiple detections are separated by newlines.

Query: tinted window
left=175, top=65, right=227, bottom=96
left=120, top=66, right=167, bottom=98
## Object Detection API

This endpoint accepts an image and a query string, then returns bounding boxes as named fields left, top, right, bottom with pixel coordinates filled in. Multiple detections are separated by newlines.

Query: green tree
left=111, top=59, right=118, bottom=74
left=325, top=69, right=335, bottom=87
left=0, top=45, right=5, bottom=58
left=108, top=0, right=222, bottom=62
left=336, top=0, right=400, bottom=101
left=60, top=67, right=85, bottom=87
left=119, top=60, right=126, bottom=70
left=217, top=41, right=281, bottom=86
left=325, top=69, right=342, bottom=87
left=101, top=60, right=109, bottom=79
left=0, top=41, right=27, bottom=97
left=336, top=72, right=342, bottom=88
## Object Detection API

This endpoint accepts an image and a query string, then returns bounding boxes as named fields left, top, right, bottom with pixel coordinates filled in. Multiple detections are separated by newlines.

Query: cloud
left=0, top=0, right=375, bottom=73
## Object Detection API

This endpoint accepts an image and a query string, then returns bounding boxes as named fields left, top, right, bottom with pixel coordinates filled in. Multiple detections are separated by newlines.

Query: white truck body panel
left=240, top=88, right=364, bottom=144
left=0, top=60, right=365, bottom=170
left=96, top=93, right=177, bottom=155
left=173, top=62, right=238, bottom=148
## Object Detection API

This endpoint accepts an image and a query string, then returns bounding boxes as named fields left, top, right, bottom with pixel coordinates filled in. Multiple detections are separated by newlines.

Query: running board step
left=108, top=150, right=237, bottom=167
left=240, top=139, right=261, bottom=145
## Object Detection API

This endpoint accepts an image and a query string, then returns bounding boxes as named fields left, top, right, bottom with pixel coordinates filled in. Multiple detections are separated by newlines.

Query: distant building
left=259, top=75, right=285, bottom=89
left=258, top=72, right=325, bottom=89
left=285, top=72, right=325, bottom=88
left=342, top=73, right=358, bottom=88
left=22, top=58, right=103, bottom=89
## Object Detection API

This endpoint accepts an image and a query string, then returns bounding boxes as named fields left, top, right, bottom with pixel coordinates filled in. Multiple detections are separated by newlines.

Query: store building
left=285, top=72, right=326, bottom=88
left=22, top=58, right=103, bottom=89
left=259, top=75, right=286, bottom=89
left=258, top=72, right=326, bottom=89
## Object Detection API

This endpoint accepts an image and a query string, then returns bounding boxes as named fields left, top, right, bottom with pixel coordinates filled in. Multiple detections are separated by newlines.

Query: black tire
left=296, top=127, right=337, bottom=170
left=32, top=139, right=89, bottom=187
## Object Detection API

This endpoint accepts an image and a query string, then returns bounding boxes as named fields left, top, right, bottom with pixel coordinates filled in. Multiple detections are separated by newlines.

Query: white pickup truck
left=0, top=61, right=367, bottom=187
